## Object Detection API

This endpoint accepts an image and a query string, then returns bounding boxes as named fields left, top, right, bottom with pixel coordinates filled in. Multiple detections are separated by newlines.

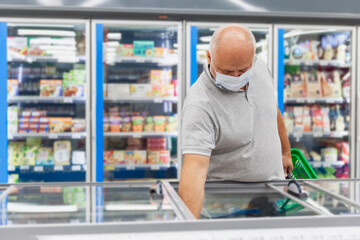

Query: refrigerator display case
left=1, top=179, right=360, bottom=239
left=186, top=22, right=272, bottom=92
left=275, top=25, right=356, bottom=179
left=0, top=18, right=91, bottom=183
left=92, top=20, right=182, bottom=182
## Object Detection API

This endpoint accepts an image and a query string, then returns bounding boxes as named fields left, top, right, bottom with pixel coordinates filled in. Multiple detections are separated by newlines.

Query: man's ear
left=206, top=50, right=211, bottom=65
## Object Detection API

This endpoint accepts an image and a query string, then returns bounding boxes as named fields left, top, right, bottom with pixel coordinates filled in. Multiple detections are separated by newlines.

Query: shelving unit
left=288, top=131, right=349, bottom=138
left=309, top=161, right=346, bottom=168
left=104, top=97, right=178, bottom=103
left=284, top=59, right=351, bottom=68
left=8, top=96, right=86, bottom=104
left=285, top=97, right=350, bottom=104
left=104, top=56, right=178, bottom=65
left=8, top=55, right=86, bottom=63
left=103, top=132, right=178, bottom=138
left=8, top=132, right=87, bottom=140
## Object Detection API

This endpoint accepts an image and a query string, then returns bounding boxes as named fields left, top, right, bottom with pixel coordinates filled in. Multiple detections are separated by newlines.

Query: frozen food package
left=40, top=80, right=62, bottom=97
left=7, top=79, right=19, bottom=97
left=116, top=44, right=134, bottom=57
left=133, top=150, right=147, bottom=164
left=161, top=84, right=175, bottom=97
left=71, top=119, right=86, bottom=132
left=49, top=118, right=72, bottom=133
left=21, top=146, right=38, bottom=166
left=72, top=151, right=86, bottom=165
left=107, top=84, right=130, bottom=98
left=8, top=142, right=25, bottom=166
left=104, top=151, right=115, bottom=165
left=284, top=74, right=291, bottom=98
left=290, top=73, right=306, bottom=97
left=150, top=70, right=172, bottom=84
left=132, top=116, right=144, bottom=132
left=321, top=71, right=342, bottom=97
left=293, top=107, right=304, bottom=132
left=342, top=72, right=350, bottom=98
left=112, top=151, right=126, bottom=164
left=124, top=151, right=135, bottom=164
left=133, top=41, right=155, bottom=57
left=311, top=106, right=324, bottom=132
left=321, top=147, right=338, bottom=163
left=283, top=112, right=294, bottom=133
left=7, top=37, right=27, bottom=56
left=36, top=147, right=54, bottom=166
left=54, top=141, right=71, bottom=166
left=129, top=84, right=152, bottom=97
left=306, top=72, right=322, bottom=97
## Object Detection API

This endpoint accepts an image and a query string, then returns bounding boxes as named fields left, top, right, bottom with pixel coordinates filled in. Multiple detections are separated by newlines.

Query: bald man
left=178, top=24, right=293, bottom=218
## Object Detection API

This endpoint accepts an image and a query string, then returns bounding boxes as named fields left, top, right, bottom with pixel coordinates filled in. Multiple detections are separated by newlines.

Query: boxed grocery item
left=8, top=174, right=19, bottom=184
left=7, top=37, right=27, bottom=55
left=39, top=117, right=50, bottom=133
left=110, top=116, right=122, bottom=132
left=152, top=84, right=162, bottom=97
left=8, top=142, right=25, bottom=166
left=40, top=80, right=62, bottom=97
left=321, top=147, right=338, bottom=163
left=161, top=84, right=174, bottom=97
left=7, top=79, right=19, bottom=97
left=7, top=106, right=18, bottom=121
left=154, top=116, right=166, bottom=132
left=107, top=84, right=130, bottom=98
left=147, top=138, right=167, bottom=150
left=154, top=47, right=166, bottom=57
left=62, top=70, right=86, bottom=97
left=121, top=117, right=132, bottom=132
left=21, top=110, right=32, bottom=118
left=290, top=73, right=306, bottom=97
left=147, top=150, right=170, bottom=164
left=104, top=151, right=115, bottom=165
left=21, top=146, right=38, bottom=166
left=125, top=150, right=146, bottom=164
left=29, top=117, right=40, bottom=133
left=283, top=112, right=294, bottom=133
left=172, top=80, right=178, bottom=97
left=19, top=117, right=30, bottom=133
left=165, top=116, right=177, bottom=132
left=150, top=70, right=172, bottom=84
left=305, top=72, right=322, bottom=97
left=63, top=85, right=84, bottom=97
left=54, top=141, right=71, bottom=166
left=321, top=107, right=331, bottom=132
left=116, top=44, right=134, bottom=57
left=71, top=119, right=86, bottom=132
left=49, top=118, right=72, bottom=133
left=132, top=116, right=144, bottom=132
left=144, top=117, right=154, bottom=132
left=72, top=151, right=86, bottom=165
left=293, top=107, right=304, bottom=132
left=133, top=41, right=155, bottom=57
left=320, top=71, right=342, bottom=97
left=336, top=142, right=349, bottom=163
left=302, top=107, right=311, bottom=132
left=311, top=106, right=323, bottom=132
left=129, top=84, right=152, bottom=97
left=36, top=147, right=54, bottom=166
left=103, top=117, right=110, bottom=132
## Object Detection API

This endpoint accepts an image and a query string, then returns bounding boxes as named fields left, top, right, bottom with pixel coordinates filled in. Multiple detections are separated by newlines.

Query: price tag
left=296, top=98, right=305, bottom=103
left=8, top=166, right=15, bottom=172
left=313, top=132, right=323, bottom=137
left=150, top=165, right=160, bottom=170
left=326, top=99, right=335, bottom=104
left=154, top=98, right=163, bottom=103
left=63, top=98, right=73, bottom=104
left=104, top=165, right=115, bottom=171
left=49, top=133, right=58, bottom=139
left=54, top=165, right=64, bottom=171
left=133, top=133, right=142, bottom=138
left=136, top=58, right=145, bottom=63
left=126, top=165, right=136, bottom=170
left=293, top=132, right=303, bottom=138
left=20, top=166, right=30, bottom=171
left=34, top=166, right=44, bottom=172
left=72, top=133, right=83, bottom=139
left=307, top=99, right=315, bottom=103
left=72, top=165, right=82, bottom=171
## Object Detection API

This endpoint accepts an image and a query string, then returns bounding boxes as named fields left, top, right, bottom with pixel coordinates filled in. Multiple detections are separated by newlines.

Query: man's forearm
left=277, top=108, right=291, bottom=155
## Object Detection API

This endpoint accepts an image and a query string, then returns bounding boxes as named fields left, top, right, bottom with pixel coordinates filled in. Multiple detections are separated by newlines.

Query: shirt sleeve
left=181, top=105, right=217, bottom=156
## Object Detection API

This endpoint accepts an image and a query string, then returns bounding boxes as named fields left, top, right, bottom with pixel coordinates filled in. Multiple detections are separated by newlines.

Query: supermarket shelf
left=288, top=131, right=349, bottom=138
left=8, top=96, right=86, bottom=104
left=104, top=56, right=178, bottom=65
left=8, top=74, right=63, bottom=80
left=104, top=96, right=178, bottom=103
left=285, top=97, right=350, bottom=104
left=104, top=132, right=178, bottom=138
left=284, top=59, right=351, bottom=68
left=8, top=165, right=85, bottom=173
left=104, top=163, right=173, bottom=171
left=8, top=132, right=87, bottom=140
left=8, top=55, right=86, bottom=63
left=309, top=161, right=346, bottom=168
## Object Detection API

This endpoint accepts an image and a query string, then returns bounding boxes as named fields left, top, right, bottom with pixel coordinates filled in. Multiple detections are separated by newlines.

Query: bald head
left=207, top=24, right=256, bottom=79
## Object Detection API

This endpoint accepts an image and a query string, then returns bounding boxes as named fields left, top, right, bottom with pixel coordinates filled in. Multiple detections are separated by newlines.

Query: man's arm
left=277, top=107, right=293, bottom=176
left=178, top=154, right=210, bottom=219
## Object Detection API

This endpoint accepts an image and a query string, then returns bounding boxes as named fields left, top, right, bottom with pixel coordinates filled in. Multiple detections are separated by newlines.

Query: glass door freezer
left=0, top=18, right=91, bottom=183
left=274, top=25, right=356, bottom=179
left=92, top=20, right=183, bottom=181
left=186, top=22, right=272, bottom=93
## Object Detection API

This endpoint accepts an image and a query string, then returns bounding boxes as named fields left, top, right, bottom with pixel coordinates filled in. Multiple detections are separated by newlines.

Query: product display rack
left=0, top=18, right=91, bottom=183
left=92, top=20, right=182, bottom=182
left=186, top=22, right=272, bottom=92
left=275, top=25, right=356, bottom=179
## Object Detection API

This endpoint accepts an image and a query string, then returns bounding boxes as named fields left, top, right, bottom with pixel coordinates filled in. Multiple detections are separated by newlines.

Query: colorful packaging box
left=49, top=118, right=72, bottom=133
left=116, top=44, right=134, bottom=57
left=161, top=84, right=174, bottom=97
left=71, top=119, right=86, bottom=132
left=107, top=84, right=130, bottom=98
left=54, top=141, right=71, bottom=166
left=129, top=84, right=152, bottom=97
left=36, top=147, right=54, bottom=166
left=8, top=142, right=25, bottom=166
left=133, top=41, right=155, bottom=57
left=150, top=70, right=172, bottom=84
left=40, top=80, right=62, bottom=97
left=7, top=37, right=27, bottom=55
left=7, top=79, right=19, bottom=97
left=72, top=151, right=86, bottom=165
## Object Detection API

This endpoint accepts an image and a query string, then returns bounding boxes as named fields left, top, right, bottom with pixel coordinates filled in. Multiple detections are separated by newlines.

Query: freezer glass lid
left=0, top=181, right=187, bottom=226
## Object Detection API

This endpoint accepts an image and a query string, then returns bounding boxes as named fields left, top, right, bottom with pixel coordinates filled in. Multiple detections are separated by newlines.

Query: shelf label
left=49, top=133, right=58, bottom=139
left=136, top=58, right=145, bottom=63
left=126, top=165, right=136, bottom=170
left=54, top=165, right=64, bottom=171
left=313, top=132, right=323, bottom=137
left=72, top=165, right=82, bottom=171
left=20, top=166, right=30, bottom=171
left=154, top=98, right=163, bottom=103
left=133, top=133, right=142, bottom=138
left=34, top=166, right=44, bottom=172
left=296, top=99, right=305, bottom=103
left=104, top=165, right=115, bottom=171
left=150, top=165, right=160, bottom=170
left=72, top=133, right=83, bottom=139
left=307, top=99, right=315, bottom=103
left=63, top=98, right=73, bottom=104
left=8, top=166, right=15, bottom=172
left=326, top=99, right=335, bottom=104
left=331, top=132, right=345, bottom=138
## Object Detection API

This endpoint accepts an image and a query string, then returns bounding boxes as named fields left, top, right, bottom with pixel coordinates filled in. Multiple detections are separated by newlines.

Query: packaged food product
left=150, top=70, right=172, bottom=84
left=293, top=107, right=304, bottom=132
left=165, top=116, right=177, bottom=132
left=283, top=112, right=294, bottom=133
left=284, top=74, right=291, bottom=98
left=7, top=106, right=18, bottom=122
left=133, top=41, right=155, bottom=57
left=7, top=37, right=27, bottom=55
left=63, top=85, right=85, bottom=97
left=107, top=84, right=130, bottom=98
left=321, top=71, right=342, bottom=97
left=159, top=150, right=170, bottom=164
left=110, top=116, right=122, bottom=132
left=147, top=150, right=159, bottom=164
left=116, top=44, right=134, bottom=57
left=311, top=106, right=323, bottom=132
left=32, top=111, right=43, bottom=118
left=321, top=147, right=338, bottom=163
left=8, top=174, right=19, bottom=184
left=21, top=110, right=32, bottom=118
left=172, top=80, right=178, bottom=97
left=21, top=146, right=38, bottom=166
left=124, top=151, right=135, bottom=164
left=8, top=121, right=18, bottom=135
left=154, top=116, right=166, bottom=132
left=154, top=47, right=165, bottom=57
left=129, top=84, right=152, bottom=97
left=39, top=117, right=50, bottom=133
left=290, top=73, right=306, bottom=97
left=71, top=119, right=86, bottom=132
left=40, top=80, right=62, bottom=97
left=72, top=151, right=86, bottom=165
left=103, top=117, right=110, bottom=132
left=121, top=117, right=132, bottom=132
left=104, top=151, right=114, bottom=165
left=161, top=84, right=174, bottom=97
left=7, top=79, right=19, bottom=97
left=132, top=116, right=144, bottom=132
left=29, top=117, right=40, bottom=133
left=144, top=117, right=154, bottom=132
left=49, top=118, right=72, bottom=133
left=133, top=150, right=147, bottom=164
left=8, top=142, right=25, bottom=166
left=302, top=107, right=311, bottom=132
left=54, top=141, right=71, bottom=166
left=152, top=84, right=162, bottom=97
left=304, top=71, right=322, bottom=97
left=36, top=147, right=54, bottom=166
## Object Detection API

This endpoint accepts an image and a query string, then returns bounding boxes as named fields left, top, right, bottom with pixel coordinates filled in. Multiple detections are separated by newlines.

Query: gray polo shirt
left=182, top=57, right=284, bottom=182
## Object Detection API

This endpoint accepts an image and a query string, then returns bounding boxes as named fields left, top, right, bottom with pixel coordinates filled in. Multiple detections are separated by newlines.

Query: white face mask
left=211, top=60, right=254, bottom=92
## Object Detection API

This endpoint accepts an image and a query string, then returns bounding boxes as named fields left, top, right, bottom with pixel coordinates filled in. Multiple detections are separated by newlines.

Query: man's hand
left=178, top=154, right=210, bottom=219
left=282, top=152, right=293, bottom=176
